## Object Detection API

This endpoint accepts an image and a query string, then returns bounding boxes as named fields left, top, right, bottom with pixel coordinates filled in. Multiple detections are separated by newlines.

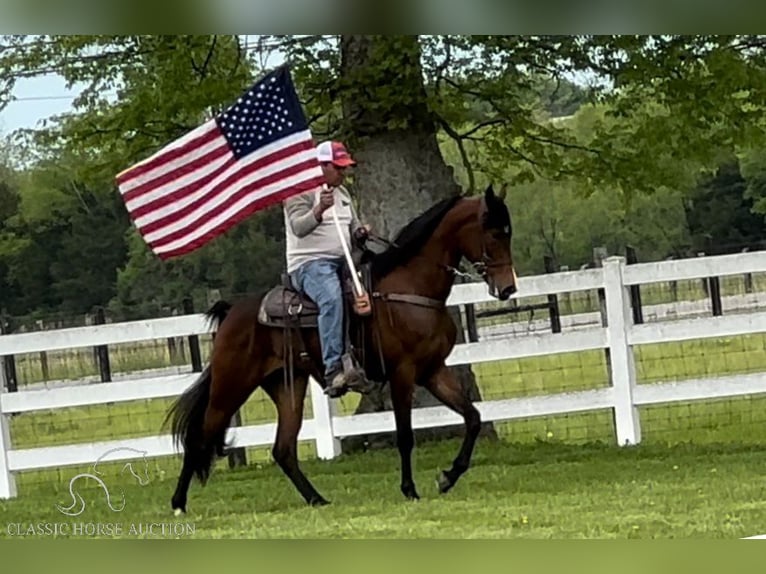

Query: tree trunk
left=337, top=35, right=496, bottom=451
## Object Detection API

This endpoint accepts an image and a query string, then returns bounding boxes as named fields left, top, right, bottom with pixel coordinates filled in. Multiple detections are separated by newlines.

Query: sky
left=0, top=74, right=84, bottom=135
left=0, top=35, right=272, bottom=136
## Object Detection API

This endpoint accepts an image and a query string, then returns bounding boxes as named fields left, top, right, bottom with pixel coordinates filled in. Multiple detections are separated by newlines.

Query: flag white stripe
left=144, top=146, right=319, bottom=243
left=118, top=120, right=220, bottom=186
left=153, top=166, right=323, bottom=254
left=145, top=149, right=317, bottom=243
left=130, top=130, right=313, bottom=226
left=127, top=148, right=234, bottom=217
left=121, top=138, right=230, bottom=205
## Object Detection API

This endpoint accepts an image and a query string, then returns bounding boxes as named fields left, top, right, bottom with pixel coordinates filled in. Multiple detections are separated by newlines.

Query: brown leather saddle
left=257, top=264, right=372, bottom=329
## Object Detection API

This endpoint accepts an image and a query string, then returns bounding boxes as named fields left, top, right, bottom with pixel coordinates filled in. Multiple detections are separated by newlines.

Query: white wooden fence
left=2, top=253, right=766, bottom=499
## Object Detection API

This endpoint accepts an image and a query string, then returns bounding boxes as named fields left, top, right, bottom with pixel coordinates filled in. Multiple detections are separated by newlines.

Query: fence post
left=456, top=276, right=479, bottom=343
left=94, top=308, right=111, bottom=383
left=309, top=377, right=341, bottom=460
left=625, top=246, right=644, bottom=325
left=602, top=257, right=641, bottom=446
left=543, top=255, right=562, bottom=333
left=0, top=386, right=17, bottom=498
left=697, top=252, right=709, bottom=296
left=182, top=297, right=203, bottom=373
left=593, top=247, right=608, bottom=326
left=742, top=247, right=754, bottom=294
left=709, top=275, right=723, bottom=316
left=697, top=252, right=723, bottom=316
left=227, top=410, right=248, bottom=469
left=666, top=256, right=679, bottom=301
left=0, top=319, right=18, bottom=392
left=464, top=305, right=479, bottom=343
left=39, top=351, right=50, bottom=381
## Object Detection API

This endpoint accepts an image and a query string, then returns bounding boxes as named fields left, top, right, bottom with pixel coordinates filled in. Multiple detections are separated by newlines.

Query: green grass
left=2, top=438, right=766, bottom=538
left=4, top=288, right=766, bottom=538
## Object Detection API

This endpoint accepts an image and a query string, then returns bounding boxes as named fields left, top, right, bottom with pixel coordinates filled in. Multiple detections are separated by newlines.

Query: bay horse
left=165, top=184, right=518, bottom=512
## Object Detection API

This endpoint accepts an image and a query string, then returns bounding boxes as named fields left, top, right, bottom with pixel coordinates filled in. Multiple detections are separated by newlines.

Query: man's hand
left=353, top=224, right=372, bottom=242
left=312, top=188, right=335, bottom=221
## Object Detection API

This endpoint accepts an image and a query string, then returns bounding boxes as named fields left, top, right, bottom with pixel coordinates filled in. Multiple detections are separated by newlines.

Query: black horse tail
left=162, top=299, right=233, bottom=484
left=163, top=366, right=223, bottom=484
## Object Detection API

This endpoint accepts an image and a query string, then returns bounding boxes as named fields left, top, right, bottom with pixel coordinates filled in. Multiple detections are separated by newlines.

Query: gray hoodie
left=283, top=185, right=364, bottom=274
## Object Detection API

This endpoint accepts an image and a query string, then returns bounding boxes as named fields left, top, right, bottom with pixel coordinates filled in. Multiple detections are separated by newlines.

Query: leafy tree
left=110, top=205, right=285, bottom=320
left=684, top=158, right=766, bottom=255
left=3, top=34, right=766, bottom=436
left=1, top=36, right=287, bottom=321
left=0, top=159, right=128, bottom=321
left=739, top=147, right=766, bottom=224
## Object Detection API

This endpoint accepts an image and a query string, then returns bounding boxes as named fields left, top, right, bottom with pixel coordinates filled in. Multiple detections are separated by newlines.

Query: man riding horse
left=167, top=151, right=518, bottom=512
left=283, top=140, right=373, bottom=397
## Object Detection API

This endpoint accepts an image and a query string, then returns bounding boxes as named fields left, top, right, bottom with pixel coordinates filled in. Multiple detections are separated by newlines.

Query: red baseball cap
left=316, top=140, right=356, bottom=167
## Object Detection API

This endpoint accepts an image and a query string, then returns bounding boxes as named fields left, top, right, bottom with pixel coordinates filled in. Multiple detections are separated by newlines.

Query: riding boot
left=324, top=366, right=349, bottom=398
left=341, top=353, right=376, bottom=394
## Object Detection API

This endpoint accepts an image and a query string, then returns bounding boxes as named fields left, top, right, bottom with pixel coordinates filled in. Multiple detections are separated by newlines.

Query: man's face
left=321, top=162, right=348, bottom=188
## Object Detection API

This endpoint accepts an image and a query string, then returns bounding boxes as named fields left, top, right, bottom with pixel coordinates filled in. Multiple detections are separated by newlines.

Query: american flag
left=116, top=66, right=324, bottom=260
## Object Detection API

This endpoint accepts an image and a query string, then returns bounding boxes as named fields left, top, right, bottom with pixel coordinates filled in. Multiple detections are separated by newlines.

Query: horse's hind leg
left=263, top=372, right=329, bottom=506
left=424, top=365, right=482, bottom=494
left=170, top=362, right=258, bottom=514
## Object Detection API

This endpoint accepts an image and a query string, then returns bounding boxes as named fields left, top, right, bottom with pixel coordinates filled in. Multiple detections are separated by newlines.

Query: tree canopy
left=1, top=35, right=766, bottom=324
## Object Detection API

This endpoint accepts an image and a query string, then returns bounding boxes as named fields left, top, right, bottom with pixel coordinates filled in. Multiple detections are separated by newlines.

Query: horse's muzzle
left=498, top=284, right=517, bottom=300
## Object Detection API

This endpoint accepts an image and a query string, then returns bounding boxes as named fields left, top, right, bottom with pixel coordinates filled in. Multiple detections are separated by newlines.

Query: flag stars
left=215, top=70, right=305, bottom=158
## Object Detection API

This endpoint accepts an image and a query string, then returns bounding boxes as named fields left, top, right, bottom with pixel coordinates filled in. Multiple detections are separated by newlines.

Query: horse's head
left=458, top=184, right=518, bottom=301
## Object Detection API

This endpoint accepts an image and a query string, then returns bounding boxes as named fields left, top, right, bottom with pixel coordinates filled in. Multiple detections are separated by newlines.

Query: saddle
left=257, top=263, right=373, bottom=329
left=257, top=262, right=382, bottom=394
left=257, top=282, right=320, bottom=328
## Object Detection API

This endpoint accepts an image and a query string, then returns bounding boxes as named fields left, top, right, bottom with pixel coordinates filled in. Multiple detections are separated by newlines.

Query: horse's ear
left=497, top=184, right=507, bottom=201
left=484, top=184, right=495, bottom=201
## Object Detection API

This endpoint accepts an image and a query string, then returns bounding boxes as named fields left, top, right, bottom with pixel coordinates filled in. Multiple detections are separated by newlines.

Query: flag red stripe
left=131, top=140, right=315, bottom=227
left=122, top=141, right=232, bottom=205
left=153, top=178, right=325, bottom=259
left=147, top=162, right=323, bottom=249
left=116, top=123, right=221, bottom=186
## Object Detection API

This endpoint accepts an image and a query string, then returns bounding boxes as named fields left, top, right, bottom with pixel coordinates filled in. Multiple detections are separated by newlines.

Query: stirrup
left=324, top=371, right=349, bottom=398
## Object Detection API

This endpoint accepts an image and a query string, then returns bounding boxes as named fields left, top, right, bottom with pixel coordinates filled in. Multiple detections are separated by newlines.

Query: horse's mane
left=370, top=194, right=464, bottom=279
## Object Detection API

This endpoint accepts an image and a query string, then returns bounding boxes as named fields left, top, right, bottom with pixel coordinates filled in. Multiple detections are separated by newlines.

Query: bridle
left=366, top=196, right=514, bottom=283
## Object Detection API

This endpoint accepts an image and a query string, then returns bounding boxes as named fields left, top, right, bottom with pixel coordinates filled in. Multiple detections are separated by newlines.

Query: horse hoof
left=310, top=497, right=330, bottom=507
left=436, top=471, right=453, bottom=494
left=401, top=485, right=420, bottom=500
left=171, top=495, right=187, bottom=515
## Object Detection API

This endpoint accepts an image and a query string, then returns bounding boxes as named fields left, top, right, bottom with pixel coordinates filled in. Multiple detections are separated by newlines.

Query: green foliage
left=0, top=35, right=288, bottom=322
left=683, top=158, right=766, bottom=254
left=3, top=35, right=766, bottom=320
left=0, top=160, right=128, bottom=318
left=739, top=147, right=766, bottom=219
left=110, top=206, right=285, bottom=320
left=7, top=36, right=256, bottom=182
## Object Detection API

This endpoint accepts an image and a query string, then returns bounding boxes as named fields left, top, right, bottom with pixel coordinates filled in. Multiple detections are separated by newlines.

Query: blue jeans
left=290, top=258, right=344, bottom=374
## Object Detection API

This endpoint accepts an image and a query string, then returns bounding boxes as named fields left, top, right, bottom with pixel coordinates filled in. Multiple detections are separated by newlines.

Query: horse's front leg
left=390, top=366, right=419, bottom=500
left=424, top=364, right=482, bottom=494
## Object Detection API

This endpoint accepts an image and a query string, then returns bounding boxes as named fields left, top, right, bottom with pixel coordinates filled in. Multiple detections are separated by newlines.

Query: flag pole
left=329, top=189, right=371, bottom=316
